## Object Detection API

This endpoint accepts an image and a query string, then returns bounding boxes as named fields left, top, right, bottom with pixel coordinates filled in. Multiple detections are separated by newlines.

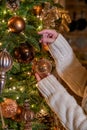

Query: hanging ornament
left=33, top=5, right=43, bottom=17
left=13, top=42, right=35, bottom=63
left=1, top=98, right=18, bottom=118
left=6, top=0, right=20, bottom=11
left=8, top=16, right=26, bottom=33
left=21, top=100, right=34, bottom=130
left=33, top=58, right=52, bottom=78
left=0, top=49, right=13, bottom=93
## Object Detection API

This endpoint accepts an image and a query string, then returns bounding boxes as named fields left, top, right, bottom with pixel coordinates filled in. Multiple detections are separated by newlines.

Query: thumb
left=35, top=73, right=41, bottom=82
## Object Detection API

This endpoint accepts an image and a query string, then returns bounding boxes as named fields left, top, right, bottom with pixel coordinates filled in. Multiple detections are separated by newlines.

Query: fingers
left=40, top=37, right=54, bottom=44
left=39, top=31, right=55, bottom=44
left=38, top=29, right=56, bottom=35
left=35, top=73, right=41, bottom=82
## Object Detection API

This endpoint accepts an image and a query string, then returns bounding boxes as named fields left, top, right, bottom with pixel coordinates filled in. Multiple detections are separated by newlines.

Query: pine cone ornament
left=6, top=0, right=20, bottom=11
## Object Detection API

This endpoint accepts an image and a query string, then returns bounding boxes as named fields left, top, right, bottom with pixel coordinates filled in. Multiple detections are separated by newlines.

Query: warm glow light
left=40, top=109, right=46, bottom=114
left=16, top=96, right=19, bottom=99
left=2, top=20, right=5, bottom=23
left=31, top=104, right=34, bottom=108
left=3, top=10, right=6, bottom=14
left=0, top=42, right=2, bottom=46
left=24, top=17, right=26, bottom=21
left=20, top=87, right=25, bottom=92
left=27, top=72, right=31, bottom=75
left=9, top=77, right=13, bottom=80
left=36, top=84, right=38, bottom=87
left=9, top=88, right=12, bottom=91
left=13, top=86, right=16, bottom=90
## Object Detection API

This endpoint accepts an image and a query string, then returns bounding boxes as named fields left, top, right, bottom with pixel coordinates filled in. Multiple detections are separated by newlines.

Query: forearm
left=38, top=75, right=87, bottom=130
left=48, top=34, right=87, bottom=97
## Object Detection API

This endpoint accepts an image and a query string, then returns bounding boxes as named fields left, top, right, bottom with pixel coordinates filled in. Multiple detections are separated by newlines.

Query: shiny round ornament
left=0, top=49, right=13, bottom=72
left=1, top=98, right=18, bottom=118
left=8, top=16, right=25, bottom=33
left=14, top=42, right=34, bottom=63
left=34, top=58, right=52, bottom=78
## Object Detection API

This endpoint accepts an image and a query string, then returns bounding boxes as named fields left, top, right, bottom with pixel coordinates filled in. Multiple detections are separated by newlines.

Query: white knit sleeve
left=38, top=75, right=87, bottom=130
left=48, top=34, right=87, bottom=97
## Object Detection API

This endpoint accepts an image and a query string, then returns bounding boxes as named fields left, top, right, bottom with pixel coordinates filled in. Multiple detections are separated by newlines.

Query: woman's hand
left=38, top=29, right=58, bottom=45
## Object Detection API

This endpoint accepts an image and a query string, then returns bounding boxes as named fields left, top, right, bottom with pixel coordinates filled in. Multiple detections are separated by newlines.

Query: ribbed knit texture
left=38, top=75, right=87, bottom=130
left=48, top=34, right=87, bottom=97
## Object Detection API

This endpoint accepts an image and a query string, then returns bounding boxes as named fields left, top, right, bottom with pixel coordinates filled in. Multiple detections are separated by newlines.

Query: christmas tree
left=0, top=0, right=71, bottom=129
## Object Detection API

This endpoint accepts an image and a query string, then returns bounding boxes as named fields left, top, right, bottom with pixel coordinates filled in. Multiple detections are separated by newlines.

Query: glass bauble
left=0, top=49, right=13, bottom=72
left=34, top=58, right=52, bottom=78
left=1, top=98, right=18, bottom=118
left=8, top=16, right=25, bottom=33
left=14, top=42, right=34, bottom=63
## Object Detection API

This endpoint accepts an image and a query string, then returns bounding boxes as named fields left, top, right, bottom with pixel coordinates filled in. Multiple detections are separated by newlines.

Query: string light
left=9, top=77, right=13, bottom=80
left=20, top=87, right=25, bottom=92
left=16, top=96, right=19, bottom=100
left=36, top=84, right=38, bottom=87
left=2, top=20, right=5, bottom=23
left=13, top=86, right=16, bottom=90
left=40, top=109, right=46, bottom=115
left=0, top=42, right=2, bottom=46
left=9, top=88, right=12, bottom=91
left=3, top=10, right=6, bottom=14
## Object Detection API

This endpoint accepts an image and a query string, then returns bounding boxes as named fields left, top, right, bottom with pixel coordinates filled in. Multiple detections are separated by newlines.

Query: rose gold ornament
left=8, top=16, right=25, bottom=33
left=1, top=98, right=18, bottom=118
left=33, top=58, right=52, bottom=78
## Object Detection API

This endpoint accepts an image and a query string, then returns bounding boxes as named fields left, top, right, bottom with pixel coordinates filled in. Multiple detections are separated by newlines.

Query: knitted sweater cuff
left=37, top=74, right=66, bottom=99
left=48, top=34, right=87, bottom=97
left=48, top=33, right=74, bottom=73
left=37, top=74, right=87, bottom=130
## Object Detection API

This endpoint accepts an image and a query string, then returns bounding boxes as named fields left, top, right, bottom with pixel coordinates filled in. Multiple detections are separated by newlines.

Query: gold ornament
left=40, top=2, right=71, bottom=32
left=1, top=98, right=18, bottom=118
left=8, top=16, right=25, bottom=33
